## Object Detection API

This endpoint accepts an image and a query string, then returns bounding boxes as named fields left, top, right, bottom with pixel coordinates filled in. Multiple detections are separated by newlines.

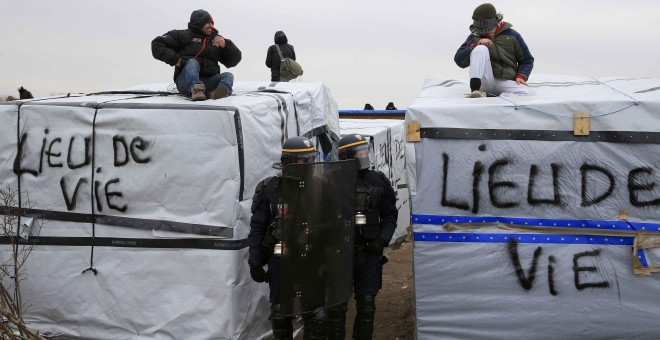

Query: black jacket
left=151, top=10, right=242, bottom=81
left=265, top=31, right=296, bottom=81
left=355, top=170, right=398, bottom=246
left=248, top=176, right=281, bottom=265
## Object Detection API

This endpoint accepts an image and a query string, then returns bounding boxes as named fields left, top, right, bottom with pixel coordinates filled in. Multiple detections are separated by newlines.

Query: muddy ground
left=295, top=239, right=415, bottom=339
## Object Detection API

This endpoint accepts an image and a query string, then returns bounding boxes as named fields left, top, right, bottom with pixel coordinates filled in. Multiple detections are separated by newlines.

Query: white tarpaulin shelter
left=129, top=81, right=341, bottom=159
left=234, top=81, right=342, bottom=162
left=0, top=82, right=339, bottom=339
left=406, top=75, right=660, bottom=339
left=338, top=118, right=410, bottom=243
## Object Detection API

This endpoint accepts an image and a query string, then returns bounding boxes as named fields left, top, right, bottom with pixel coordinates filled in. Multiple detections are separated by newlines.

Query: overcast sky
left=2, top=0, right=660, bottom=109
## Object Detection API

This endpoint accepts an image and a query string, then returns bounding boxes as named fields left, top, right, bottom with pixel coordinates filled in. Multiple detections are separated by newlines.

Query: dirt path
left=369, top=240, right=414, bottom=339
left=294, top=240, right=415, bottom=339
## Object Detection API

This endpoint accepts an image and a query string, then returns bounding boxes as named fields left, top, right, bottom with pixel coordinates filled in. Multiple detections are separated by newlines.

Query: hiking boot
left=191, top=84, right=206, bottom=101
left=208, top=85, right=230, bottom=100
left=465, top=90, right=486, bottom=98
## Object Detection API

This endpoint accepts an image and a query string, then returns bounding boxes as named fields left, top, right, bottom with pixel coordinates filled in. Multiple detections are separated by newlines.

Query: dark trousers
left=267, top=255, right=282, bottom=303
left=353, top=249, right=383, bottom=296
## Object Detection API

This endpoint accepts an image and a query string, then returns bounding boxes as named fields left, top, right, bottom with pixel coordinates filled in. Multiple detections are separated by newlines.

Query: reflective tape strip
left=412, top=214, right=660, bottom=232
left=414, top=232, right=634, bottom=246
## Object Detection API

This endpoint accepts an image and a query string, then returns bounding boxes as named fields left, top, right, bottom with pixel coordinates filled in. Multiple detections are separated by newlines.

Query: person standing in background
left=266, top=31, right=296, bottom=82
left=385, top=102, right=397, bottom=110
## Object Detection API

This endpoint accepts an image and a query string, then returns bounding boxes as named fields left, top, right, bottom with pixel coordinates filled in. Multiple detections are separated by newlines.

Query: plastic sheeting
left=339, top=119, right=411, bottom=243
left=233, top=81, right=341, bottom=143
left=0, top=82, right=340, bottom=339
left=406, top=75, right=660, bottom=339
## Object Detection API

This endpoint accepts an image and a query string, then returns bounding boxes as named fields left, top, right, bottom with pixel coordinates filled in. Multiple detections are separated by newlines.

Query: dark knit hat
left=472, top=3, right=497, bottom=20
left=189, top=9, right=213, bottom=30
left=471, top=3, right=503, bottom=35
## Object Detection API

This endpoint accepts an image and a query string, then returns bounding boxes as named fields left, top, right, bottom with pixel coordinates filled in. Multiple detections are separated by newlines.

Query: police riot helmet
left=281, top=136, right=319, bottom=165
left=337, top=134, right=371, bottom=170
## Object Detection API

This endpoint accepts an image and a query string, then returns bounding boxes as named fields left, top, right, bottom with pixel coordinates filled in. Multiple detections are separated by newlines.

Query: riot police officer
left=248, top=136, right=328, bottom=340
left=328, top=134, right=398, bottom=340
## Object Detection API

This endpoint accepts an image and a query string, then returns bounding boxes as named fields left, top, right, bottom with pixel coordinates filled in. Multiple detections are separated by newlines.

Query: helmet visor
left=354, top=145, right=370, bottom=170
left=282, top=150, right=319, bottom=166
left=294, top=153, right=317, bottom=164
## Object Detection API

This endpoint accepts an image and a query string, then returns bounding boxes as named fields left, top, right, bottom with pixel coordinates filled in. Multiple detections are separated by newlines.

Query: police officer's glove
left=365, top=238, right=386, bottom=255
left=248, top=260, right=267, bottom=283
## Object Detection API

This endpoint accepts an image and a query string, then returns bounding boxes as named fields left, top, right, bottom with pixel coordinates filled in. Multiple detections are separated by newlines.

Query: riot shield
left=279, top=160, right=357, bottom=315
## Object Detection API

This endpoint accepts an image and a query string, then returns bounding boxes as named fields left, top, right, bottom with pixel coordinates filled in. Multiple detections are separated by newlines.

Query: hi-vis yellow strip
left=338, top=140, right=367, bottom=150
left=282, top=147, right=316, bottom=153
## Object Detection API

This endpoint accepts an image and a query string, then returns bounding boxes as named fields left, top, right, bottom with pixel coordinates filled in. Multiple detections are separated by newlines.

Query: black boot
left=271, top=304, right=293, bottom=340
left=353, top=295, right=375, bottom=340
left=303, top=307, right=328, bottom=340
left=327, top=302, right=347, bottom=340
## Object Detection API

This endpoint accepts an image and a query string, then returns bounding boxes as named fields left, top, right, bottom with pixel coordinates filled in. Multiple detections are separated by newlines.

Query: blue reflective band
left=637, top=249, right=649, bottom=268
left=412, top=214, right=660, bottom=232
left=414, top=232, right=635, bottom=246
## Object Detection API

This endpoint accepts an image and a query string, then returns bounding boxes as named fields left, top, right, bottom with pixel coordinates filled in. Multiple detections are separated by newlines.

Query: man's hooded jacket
left=152, top=9, right=242, bottom=81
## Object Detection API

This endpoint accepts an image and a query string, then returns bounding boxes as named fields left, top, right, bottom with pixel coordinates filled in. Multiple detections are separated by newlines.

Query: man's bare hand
left=516, top=78, right=528, bottom=85
left=477, top=38, right=493, bottom=47
left=213, top=36, right=226, bottom=48
left=176, top=58, right=181, bottom=67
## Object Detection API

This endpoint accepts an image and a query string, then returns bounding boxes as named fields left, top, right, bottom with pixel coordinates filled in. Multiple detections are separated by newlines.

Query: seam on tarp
left=635, top=86, right=660, bottom=94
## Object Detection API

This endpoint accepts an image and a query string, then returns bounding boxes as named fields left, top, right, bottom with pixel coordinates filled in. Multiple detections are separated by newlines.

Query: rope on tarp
left=492, top=77, right=641, bottom=118
left=591, top=77, right=640, bottom=105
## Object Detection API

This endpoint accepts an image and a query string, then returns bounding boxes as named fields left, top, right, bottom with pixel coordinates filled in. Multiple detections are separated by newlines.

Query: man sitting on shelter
left=454, top=3, right=534, bottom=98
left=152, top=9, right=242, bottom=101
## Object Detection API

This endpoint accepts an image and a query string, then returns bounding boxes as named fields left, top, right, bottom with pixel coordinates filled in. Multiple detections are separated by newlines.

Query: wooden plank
left=574, top=112, right=591, bottom=136
left=407, top=121, right=420, bottom=142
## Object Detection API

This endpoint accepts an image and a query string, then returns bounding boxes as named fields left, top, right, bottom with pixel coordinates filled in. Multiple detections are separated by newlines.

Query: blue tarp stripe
left=412, top=214, right=660, bottom=232
left=637, top=249, right=649, bottom=268
left=338, top=109, right=406, bottom=115
left=414, top=232, right=634, bottom=246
